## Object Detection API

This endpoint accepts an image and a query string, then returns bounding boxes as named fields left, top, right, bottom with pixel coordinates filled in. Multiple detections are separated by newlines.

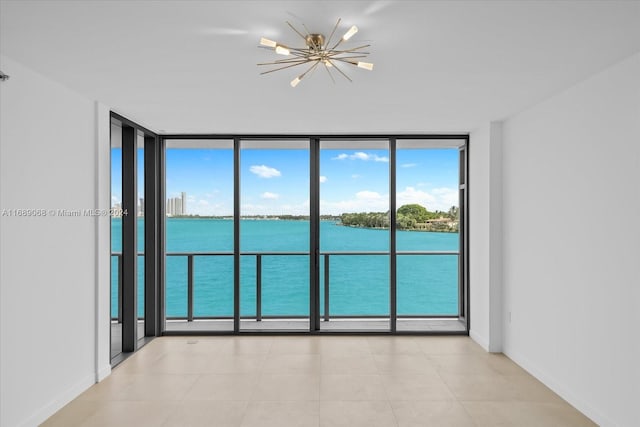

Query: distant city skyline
left=113, top=148, right=459, bottom=217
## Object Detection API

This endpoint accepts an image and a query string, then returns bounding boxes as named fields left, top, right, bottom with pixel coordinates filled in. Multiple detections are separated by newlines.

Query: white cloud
left=397, top=186, right=458, bottom=212
left=401, top=163, right=417, bottom=168
left=319, top=186, right=459, bottom=216
left=261, top=191, right=280, bottom=200
left=320, top=190, right=389, bottom=215
left=319, top=176, right=327, bottom=183
left=250, top=164, right=281, bottom=178
left=397, top=187, right=435, bottom=208
left=332, top=152, right=389, bottom=162
left=241, top=203, right=266, bottom=215
left=356, top=190, right=383, bottom=200
left=431, top=187, right=459, bottom=210
left=352, top=152, right=370, bottom=161
left=242, top=199, right=309, bottom=216
left=278, top=201, right=310, bottom=216
left=197, top=199, right=210, bottom=206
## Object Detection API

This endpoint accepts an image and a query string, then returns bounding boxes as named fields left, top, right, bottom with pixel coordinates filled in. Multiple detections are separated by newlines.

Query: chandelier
left=258, top=18, right=373, bottom=87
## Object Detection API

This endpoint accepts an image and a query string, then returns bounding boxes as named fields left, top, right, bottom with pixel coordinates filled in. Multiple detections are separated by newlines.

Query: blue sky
left=112, top=147, right=459, bottom=216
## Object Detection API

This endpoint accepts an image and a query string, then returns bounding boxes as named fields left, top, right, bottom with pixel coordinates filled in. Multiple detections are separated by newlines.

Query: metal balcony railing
left=111, top=250, right=459, bottom=321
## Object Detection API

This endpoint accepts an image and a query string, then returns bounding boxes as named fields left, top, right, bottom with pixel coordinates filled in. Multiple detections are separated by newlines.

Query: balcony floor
left=162, top=318, right=466, bottom=333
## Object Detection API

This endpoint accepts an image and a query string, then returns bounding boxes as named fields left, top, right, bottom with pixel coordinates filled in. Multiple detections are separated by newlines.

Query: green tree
left=448, top=206, right=459, bottom=220
left=397, top=204, right=429, bottom=223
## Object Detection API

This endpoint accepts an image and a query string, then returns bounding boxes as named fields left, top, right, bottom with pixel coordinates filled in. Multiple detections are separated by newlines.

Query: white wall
left=501, top=53, right=640, bottom=426
left=0, top=55, right=110, bottom=427
left=469, top=122, right=503, bottom=352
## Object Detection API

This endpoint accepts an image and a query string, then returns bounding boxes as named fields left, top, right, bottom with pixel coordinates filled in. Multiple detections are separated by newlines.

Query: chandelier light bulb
left=290, top=76, right=302, bottom=87
left=324, top=60, right=333, bottom=67
left=275, top=45, right=290, bottom=55
left=342, top=25, right=358, bottom=40
left=357, top=61, right=374, bottom=70
left=260, top=37, right=277, bottom=48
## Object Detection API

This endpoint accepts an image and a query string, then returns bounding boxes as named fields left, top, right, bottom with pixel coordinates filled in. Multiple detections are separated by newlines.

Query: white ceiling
left=1, top=0, right=639, bottom=134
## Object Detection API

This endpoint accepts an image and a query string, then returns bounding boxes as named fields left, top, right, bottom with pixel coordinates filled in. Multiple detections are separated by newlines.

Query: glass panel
left=397, top=255, right=458, bottom=315
left=240, top=140, right=309, bottom=331
left=319, top=140, right=390, bottom=331
left=395, top=143, right=460, bottom=331
left=137, top=134, right=145, bottom=344
left=164, top=140, right=234, bottom=332
left=110, top=122, right=122, bottom=358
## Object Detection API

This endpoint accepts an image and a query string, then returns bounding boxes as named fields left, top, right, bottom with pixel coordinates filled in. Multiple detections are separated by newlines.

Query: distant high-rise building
left=138, top=198, right=144, bottom=217
left=166, top=192, right=187, bottom=216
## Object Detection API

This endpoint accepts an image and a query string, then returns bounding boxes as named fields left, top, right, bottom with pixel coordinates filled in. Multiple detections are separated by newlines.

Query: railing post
left=324, top=254, right=329, bottom=322
left=117, top=254, right=123, bottom=323
left=256, top=254, right=262, bottom=321
left=187, top=255, right=194, bottom=322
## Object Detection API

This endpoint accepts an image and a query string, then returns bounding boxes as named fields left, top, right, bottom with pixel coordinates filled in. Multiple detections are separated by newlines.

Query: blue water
left=111, top=218, right=459, bottom=318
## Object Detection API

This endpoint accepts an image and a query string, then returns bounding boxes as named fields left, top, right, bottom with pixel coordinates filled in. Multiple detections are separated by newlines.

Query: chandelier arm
left=327, top=52, right=369, bottom=59
left=286, top=21, right=308, bottom=42
left=308, top=60, right=322, bottom=78
left=327, top=52, right=369, bottom=58
left=260, top=55, right=309, bottom=62
left=257, top=58, right=310, bottom=66
left=259, top=61, right=311, bottom=75
left=329, top=52, right=371, bottom=57
left=323, top=18, right=341, bottom=51
left=329, top=44, right=371, bottom=54
left=330, top=56, right=370, bottom=64
left=288, top=47, right=311, bottom=54
left=296, top=61, right=320, bottom=85
left=323, top=62, right=336, bottom=84
left=302, top=23, right=313, bottom=37
left=330, top=39, right=345, bottom=51
left=300, top=60, right=322, bottom=79
left=327, top=59, right=352, bottom=82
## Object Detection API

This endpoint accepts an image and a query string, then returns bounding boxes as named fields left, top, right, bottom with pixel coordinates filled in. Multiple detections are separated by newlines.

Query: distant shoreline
left=339, top=223, right=458, bottom=233
left=153, top=216, right=458, bottom=233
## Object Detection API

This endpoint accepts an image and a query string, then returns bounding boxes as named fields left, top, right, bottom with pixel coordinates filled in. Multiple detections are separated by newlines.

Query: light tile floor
left=43, top=336, right=596, bottom=427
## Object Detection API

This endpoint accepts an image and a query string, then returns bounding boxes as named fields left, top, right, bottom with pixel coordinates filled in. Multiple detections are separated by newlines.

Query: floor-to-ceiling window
left=240, top=140, right=310, bottom=331
left=110, top=121, right=123, bottom=357
left=163, top=139, right=235, bottom=332
left=158, top=135, right=468, bottom=334
left=136, top=133, right=146, bottom=341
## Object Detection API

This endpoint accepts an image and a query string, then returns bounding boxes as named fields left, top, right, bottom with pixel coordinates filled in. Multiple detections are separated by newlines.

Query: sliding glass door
left=110, top=113, right=160, bottom=363
left=319, top=140, right=390, bottom=331
left=395, top=140, right=464, bottom=332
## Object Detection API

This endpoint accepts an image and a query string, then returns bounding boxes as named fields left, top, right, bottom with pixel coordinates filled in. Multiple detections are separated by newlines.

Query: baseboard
left=96, top=364, right=111, bottom=382
left=19, top=373, right=95, bottom=427
left=469, top=329, right=489, bottom=351
left=504, top=346, right=616, bottom=427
